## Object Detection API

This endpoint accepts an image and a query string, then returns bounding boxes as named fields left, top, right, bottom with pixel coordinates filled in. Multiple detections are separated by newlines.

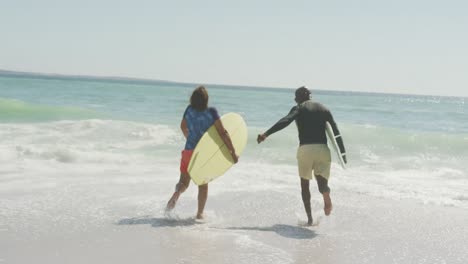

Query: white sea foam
left=0, top=120, right=182, bottom=164
left=1, top=119, right=467, bottom=211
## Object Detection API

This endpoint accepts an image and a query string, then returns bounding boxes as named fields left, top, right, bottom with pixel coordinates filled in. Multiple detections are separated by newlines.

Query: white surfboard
left=187, top=113, right=248, bottom=185
left=325, top=122, right=346, bottom=169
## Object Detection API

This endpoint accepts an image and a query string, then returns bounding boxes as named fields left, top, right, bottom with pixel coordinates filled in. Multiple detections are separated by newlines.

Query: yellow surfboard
left=188, top=113, right=248, bottom=185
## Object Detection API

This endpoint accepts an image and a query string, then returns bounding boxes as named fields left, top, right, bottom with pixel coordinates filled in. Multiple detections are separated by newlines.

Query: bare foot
left=196, top=213, right=204, bottom=220
left=165, top=192, right=179, bottom=211
left=307, top=218, right=313, bottom=226
left=323, top=192, right=332, bottom=216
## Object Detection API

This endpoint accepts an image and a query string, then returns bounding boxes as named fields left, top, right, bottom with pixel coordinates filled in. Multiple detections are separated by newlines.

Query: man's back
left=296, top=100, right=332, bottom=145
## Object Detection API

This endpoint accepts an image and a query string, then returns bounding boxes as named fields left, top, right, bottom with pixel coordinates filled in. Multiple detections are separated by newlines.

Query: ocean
left=1, top=72, right=468, bottom=263
left=1, top=73, right=467, bottom=207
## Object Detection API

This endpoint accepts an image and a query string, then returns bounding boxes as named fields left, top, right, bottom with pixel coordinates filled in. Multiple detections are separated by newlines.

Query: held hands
left=257, top=133, right=267, bottom=144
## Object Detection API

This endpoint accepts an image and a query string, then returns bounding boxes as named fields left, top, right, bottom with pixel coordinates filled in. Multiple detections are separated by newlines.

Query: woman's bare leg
left=196, top=184, right=208, bottom=219
left=166, top=173, right=190, bottom=211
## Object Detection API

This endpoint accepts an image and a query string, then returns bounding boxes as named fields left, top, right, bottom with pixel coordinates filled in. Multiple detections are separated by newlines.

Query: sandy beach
left=2, top=167, right=467, bottom=264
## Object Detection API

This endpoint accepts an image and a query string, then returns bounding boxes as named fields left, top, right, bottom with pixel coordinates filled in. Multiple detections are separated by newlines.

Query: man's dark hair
left=190, top=86, right=209, bottom=111
left=295, top=86, right=311, bottom=97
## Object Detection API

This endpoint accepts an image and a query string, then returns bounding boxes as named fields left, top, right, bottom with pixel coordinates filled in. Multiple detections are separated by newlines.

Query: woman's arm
left=180, top=118, right=189, bottom=139
left=214, top=119, right=239, bottom=163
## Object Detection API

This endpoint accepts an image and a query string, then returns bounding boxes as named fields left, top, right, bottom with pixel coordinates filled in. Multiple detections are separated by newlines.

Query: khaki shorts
left=296, top=144, right=331, bottom=180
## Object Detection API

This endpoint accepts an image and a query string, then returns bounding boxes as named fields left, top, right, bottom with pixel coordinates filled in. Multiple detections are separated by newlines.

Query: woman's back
left=184, top=106, right=219, bottom=150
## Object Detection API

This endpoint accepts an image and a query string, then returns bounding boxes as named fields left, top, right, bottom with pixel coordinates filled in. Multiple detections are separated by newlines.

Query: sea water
left=0, top=72, right=467, bottom=213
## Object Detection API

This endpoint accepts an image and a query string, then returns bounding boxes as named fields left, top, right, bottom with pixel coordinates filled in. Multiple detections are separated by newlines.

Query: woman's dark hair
left=190, top=86, right=209, bottom=111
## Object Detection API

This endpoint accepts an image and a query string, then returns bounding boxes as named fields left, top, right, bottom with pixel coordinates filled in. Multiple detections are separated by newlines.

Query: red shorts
left=179, top=150, right=194, bottom=174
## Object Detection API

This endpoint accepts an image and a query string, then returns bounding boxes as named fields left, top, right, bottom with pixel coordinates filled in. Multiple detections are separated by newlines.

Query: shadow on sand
left=117, top=216, right=201, bottom=227
left=117, top=217, right=317, bottom=240
left=219, top=224, right=317, bottom=240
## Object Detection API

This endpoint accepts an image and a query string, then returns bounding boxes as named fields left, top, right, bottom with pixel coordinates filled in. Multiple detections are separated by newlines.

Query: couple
left=166, top=85, right=346, bottom=225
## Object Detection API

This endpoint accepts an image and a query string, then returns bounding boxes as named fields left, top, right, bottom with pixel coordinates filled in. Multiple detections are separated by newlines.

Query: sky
left=1, top=0, right=467, bottom=96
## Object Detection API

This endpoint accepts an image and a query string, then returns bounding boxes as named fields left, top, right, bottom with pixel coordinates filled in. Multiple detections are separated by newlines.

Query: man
left=257, top=86, right=346, bottom=225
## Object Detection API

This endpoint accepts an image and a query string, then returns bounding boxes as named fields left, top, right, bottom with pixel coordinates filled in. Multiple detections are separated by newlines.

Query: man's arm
left=257, top=106, right=299, bottom=144
left=326, top=112, right=347, bottom=163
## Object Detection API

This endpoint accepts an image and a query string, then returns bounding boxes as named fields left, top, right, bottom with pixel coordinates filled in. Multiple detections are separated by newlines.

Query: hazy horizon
left=2, top=68, right=467, bottom=99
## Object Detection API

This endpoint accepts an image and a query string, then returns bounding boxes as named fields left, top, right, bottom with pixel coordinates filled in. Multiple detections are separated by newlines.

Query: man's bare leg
left=323, top=192, right=332, bottom=216
left=315, top=175, right=332, bottom=216
left=196, top=184, right=208, bottom=219
left=300, top=178, right=313, bottom=225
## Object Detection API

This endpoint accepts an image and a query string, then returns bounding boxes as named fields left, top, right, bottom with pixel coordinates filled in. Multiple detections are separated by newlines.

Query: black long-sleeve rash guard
left=265, top=100, right=346, bottom=154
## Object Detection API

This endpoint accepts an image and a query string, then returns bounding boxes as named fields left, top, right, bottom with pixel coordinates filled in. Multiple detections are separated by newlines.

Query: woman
left=166, top=86, right=238, bottom=219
